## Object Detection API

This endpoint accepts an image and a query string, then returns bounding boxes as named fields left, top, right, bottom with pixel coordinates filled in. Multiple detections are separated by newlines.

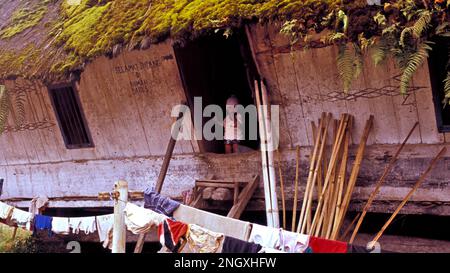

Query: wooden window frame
left=47, top=82, right=94, bottom=149
left=428, top=37, right=450, bottom=133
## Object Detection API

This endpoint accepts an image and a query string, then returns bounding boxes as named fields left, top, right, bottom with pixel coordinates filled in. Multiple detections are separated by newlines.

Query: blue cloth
left=144, top=188, right=180, bottom=216
left=33, top=214, right=53, bottom=237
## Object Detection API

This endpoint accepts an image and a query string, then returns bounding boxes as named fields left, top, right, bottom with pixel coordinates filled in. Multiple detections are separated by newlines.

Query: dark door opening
left=428, top=36, right=450, bottom=132
left=174, top=29, right=259, bottom=154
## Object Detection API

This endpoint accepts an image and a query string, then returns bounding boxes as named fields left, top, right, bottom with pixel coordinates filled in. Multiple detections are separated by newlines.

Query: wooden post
left=112, top=180, right=128, bottom=253
left=134, top=107, right=184, bottom=253
left=369, top=147, right=446, bottom=248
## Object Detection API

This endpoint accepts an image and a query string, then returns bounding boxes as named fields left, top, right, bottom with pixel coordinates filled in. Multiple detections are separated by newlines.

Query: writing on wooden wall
left=113, top=54, right=174, bottom=95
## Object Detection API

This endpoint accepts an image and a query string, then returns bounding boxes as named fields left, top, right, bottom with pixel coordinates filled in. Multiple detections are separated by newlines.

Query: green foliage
left=0, top=0, right=51, bottom=39
left=0, top=85, right=9, bottom=135
left=337, top=43, right=363, bottom=93
left=444, top=72, right=450, bottom=106
left=400, top=10, right=431, bottom=47
left=0, top=224, right=35, bottom=253
left=398, top=41, right=433, bottom=95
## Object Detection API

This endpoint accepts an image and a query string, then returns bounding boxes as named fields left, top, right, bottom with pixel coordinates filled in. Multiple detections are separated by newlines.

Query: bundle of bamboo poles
left=292, top=113, right=374, bottom=240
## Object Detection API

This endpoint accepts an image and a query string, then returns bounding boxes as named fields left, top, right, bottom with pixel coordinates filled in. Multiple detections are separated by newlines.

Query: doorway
left=174, top=28, right=259, bottom=154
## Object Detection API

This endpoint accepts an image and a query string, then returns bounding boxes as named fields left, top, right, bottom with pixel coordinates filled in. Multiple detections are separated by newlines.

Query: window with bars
left=48, top=84, right=93, bottom=149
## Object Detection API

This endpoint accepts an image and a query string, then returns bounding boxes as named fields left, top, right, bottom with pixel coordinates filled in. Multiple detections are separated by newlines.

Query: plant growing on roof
left=0, top=85, right=9, bottom=135
left=0, top=85, right=26, bottom=135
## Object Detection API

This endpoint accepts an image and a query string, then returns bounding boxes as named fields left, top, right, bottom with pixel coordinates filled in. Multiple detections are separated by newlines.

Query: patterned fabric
left=158, top=218, right=188, bottom=253
left=185, top=224, right=224, bottom=253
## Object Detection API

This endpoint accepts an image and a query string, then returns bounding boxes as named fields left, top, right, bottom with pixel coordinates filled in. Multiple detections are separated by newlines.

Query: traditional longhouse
left=0, top=0, right=449, bottom=249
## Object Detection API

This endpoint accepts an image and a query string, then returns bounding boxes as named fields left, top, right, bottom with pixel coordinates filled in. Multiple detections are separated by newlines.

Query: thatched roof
left=0, top=0, right=448, bottom=82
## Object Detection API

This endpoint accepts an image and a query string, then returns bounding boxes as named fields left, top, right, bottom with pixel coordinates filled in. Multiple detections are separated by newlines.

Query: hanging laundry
left=174, top=204, right=252, bottom=240
left=69, top=216, right=97, bottom=235
left=96, top=214, right=114, bottom=243
left=0, top=202, right=13, bottom=220
left=185, top=224, right=224, bottom=253
left=259, top=248, right=286, bottom=253
left=34, top=215, right=53, bottom=236
left=29, top=197, right=49, bottom=215
left=248, top=224, right=282, bottom=250
left=221, top=236, right=262, bottom=253
left=124, top=202, right=167, bottom=234
left=308, top=236, right=348, bottom=253
left=10, top=208, right=33, bottom=230
left=280, top=230, right=310, bottom=253
left=158, top=218, right=188, bottom=253
left=144, top=188, right=180, bottom=216
left=51, top=217, right=70, bottom=235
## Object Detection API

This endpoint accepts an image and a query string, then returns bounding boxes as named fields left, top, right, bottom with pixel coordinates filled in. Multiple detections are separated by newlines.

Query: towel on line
left=0, top=202, right=13, bottom=220
left=10, top=208, right=33, bottom=230
left=124, top=202, right=167, bottom=234
left=69, top=216, right=97, bottom=235
left=52, top=217, right=70, bottom=235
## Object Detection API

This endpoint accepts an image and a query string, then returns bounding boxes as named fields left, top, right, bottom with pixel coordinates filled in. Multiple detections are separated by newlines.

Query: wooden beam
left=227, top=176, right=259, bottom=219
left=112, top=180, right=128, bottom=253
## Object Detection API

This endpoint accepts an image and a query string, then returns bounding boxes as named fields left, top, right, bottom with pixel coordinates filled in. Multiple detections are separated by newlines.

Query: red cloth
left=158, top=218, right=188, bottom=252
left=308, top=236, right=348, bottom=253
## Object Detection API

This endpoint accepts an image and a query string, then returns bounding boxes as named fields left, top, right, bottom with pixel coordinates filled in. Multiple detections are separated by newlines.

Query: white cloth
left=259, top=247, right=286, bottom=253
left=124, top=202, right=167, bottom=234
left=248, top=224, right=282, bottom=250
left=96, top=214, right=114, bottom=243
left=280, top=230, right=310, bottom=253
left=69, top=216, right=97, bottom=235
left=0, top=202, right=13, bottom=220
left=51, top=217, right=70, bottom=235
left=10, top=208, right=33, bottom=230
left=224, top=112, right=244, bottom=141
left=29, top=197, right=49, bottom=215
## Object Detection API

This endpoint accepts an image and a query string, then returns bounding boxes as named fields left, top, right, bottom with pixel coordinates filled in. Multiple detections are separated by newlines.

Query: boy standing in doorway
left=224, top=95, right=244, bottom=154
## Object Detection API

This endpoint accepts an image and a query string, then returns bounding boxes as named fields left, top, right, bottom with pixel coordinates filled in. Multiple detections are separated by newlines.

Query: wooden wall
left=0, top=26, right=449, bottom=214
left=247, top=23, right=448, bottom=148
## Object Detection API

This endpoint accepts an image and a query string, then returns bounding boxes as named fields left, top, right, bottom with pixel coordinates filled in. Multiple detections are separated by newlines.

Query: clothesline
left=0, top=190, right=373, bottom=253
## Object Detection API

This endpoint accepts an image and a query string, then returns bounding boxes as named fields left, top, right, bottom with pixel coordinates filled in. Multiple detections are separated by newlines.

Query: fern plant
left=337, top=43, right=363, bottom=93
left=0, top=85, right=9, bottom=135
left=397, top=41, right=433, bottom=95
left=444, top=71, right=450, bottom=106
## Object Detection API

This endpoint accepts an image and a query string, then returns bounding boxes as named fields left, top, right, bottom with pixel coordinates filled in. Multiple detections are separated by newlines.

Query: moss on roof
left=0, top=0, right=448, bottom=81
left=0, top=0, right=51, bottom=39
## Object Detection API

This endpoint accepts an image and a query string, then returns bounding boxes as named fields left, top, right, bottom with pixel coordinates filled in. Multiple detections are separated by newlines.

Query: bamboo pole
left=304, top=114, right=332, bottom=234
left=254, top=80, right=275, bottom=227
left=112, top=180, right=128, bottom=253
left=338, top=212, right=361, bottom=241
left=334, top=116, right=373, bottom=236
left=310, top=114, right=349, bottom=233
left=330, top=123, right=350, bottom=240
left=349, top=122, right=419, bottom=243
left=261, top=82, right=280, bottom=228
left=291, top=146, right=300, bottom=231
left=369, top=147, right=446, bottom=248
left=297, top=114, right=325, bottom=233
left=277, top=149, right=287, bottom=230
left=299, top=113, right=331, bottom=234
